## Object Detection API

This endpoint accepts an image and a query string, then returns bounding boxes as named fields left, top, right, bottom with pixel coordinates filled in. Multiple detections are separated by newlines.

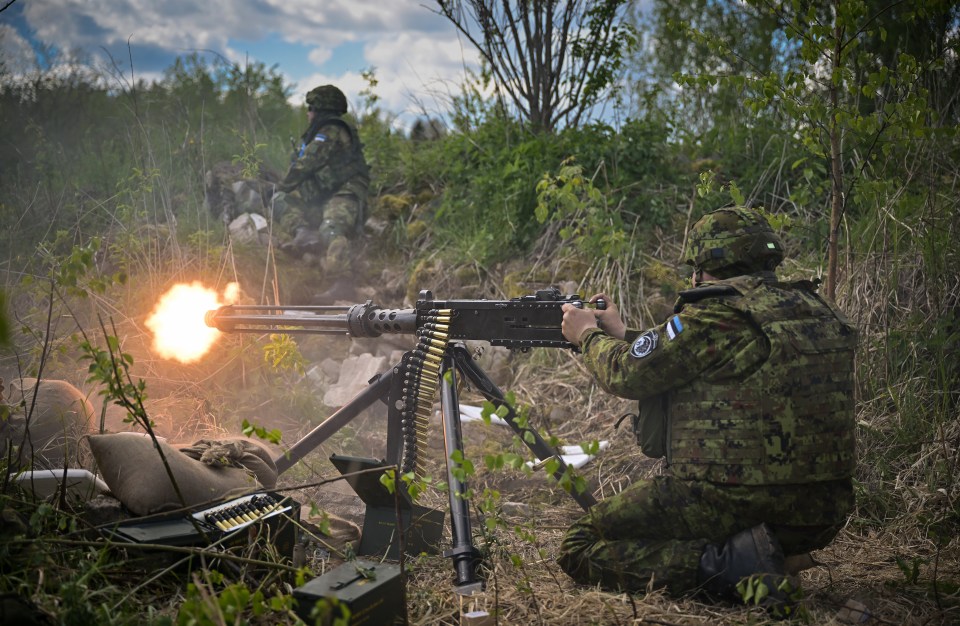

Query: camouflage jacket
left=279, top=117, right=370, bottom=206
left=580, top=273, right=857, bottom=485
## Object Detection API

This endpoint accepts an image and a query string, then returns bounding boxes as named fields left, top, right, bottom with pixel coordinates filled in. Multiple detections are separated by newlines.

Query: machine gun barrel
left=205, top=288, right=603, bottom=350
left=204, top=303, right=417, bottom=337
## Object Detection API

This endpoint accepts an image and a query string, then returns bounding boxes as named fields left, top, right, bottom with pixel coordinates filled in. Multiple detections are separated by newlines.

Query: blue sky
left=0, top=0, right=483, bottom=128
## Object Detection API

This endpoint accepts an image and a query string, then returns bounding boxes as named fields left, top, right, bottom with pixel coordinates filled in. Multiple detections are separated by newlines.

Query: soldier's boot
left=280, top=228, right=323, bottom=257
left=697, top=523, right=796, bottom=618
left=310, top=234, right=358, bottom=304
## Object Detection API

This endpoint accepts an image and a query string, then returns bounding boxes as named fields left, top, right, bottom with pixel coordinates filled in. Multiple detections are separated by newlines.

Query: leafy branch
left=80, top=318, right=188, bottom=509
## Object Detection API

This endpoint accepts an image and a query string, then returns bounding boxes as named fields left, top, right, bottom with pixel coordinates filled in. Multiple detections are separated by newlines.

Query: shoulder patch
left=313, top=133, right=328, bottom=142
left=630, top=330, right=659, bottom=359
left=666, top=315, right=684, bottom=340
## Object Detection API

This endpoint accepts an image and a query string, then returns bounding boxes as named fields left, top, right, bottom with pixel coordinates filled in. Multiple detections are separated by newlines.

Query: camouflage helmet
left=683, top=207, right=784, bottom=276
left=305, top=85, right=347, bottom=115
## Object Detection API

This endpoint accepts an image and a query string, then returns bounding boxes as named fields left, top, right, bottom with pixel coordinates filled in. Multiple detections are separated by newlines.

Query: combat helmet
left=306, top=85, right=348, bottom=115
left=684, top=207, right=784, bottom=277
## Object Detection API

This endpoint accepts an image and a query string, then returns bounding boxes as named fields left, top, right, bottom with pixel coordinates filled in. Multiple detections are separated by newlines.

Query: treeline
left=1, top=0, right=957, bottom=549
left=0, top=54, right=299, bottom=259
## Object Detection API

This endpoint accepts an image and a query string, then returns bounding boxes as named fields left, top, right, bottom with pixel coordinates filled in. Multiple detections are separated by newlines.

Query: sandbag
left=87, top=433, right=277, bottom=516
left=177, top=437, right=278, bottom=489
left=1, top=377, right=94, bottom=471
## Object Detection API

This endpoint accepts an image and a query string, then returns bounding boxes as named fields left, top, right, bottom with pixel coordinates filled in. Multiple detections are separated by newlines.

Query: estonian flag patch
left=666, top=315, right=684, bottom=340
left=314, top=133, right=327, bottom=142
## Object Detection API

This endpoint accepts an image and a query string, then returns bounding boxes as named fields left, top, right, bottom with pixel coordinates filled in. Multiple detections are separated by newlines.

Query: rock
left=464, top=342, right=513, bottom=384
left=364, top=216, right=389, bottom=237
left=349, top=335, right=415, bottom=360
left=545, top=405, right=574, bottom=426
left=322, top=354, right=388, bottom=407
left=228, top=212, right=269, bottom=245
left=318, top=358, right=343, bottom=381
left=501, top=501, right=532, bottom=517
left=80, top=494, right=129, bottom=527
left=837, top=599, right=871, bottom=624
left=305, top=365, right=326, bottom=388
left=203, top=161, right=280, bottom=223
left=306, top=358, right=343, bottom=390
left=231, top=180, right=267, bottom=215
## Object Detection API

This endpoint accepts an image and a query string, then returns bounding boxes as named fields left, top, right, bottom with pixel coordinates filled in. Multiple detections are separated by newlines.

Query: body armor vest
left=666, top=275, right=857, bottom=485
left=298, top=117, right=370, bottom=200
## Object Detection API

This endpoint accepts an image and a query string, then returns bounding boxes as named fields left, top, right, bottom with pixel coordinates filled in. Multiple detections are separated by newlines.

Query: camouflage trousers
left=275, top=192, right=364, bottom=278
left=276, top=193, right=362, bottom=234
left=557, top=475, right=853, bottom=595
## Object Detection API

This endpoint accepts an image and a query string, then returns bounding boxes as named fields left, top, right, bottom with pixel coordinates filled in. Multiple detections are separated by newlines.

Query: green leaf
left=379, top=470, right=397, bottom=494
left=729, top=180, right=744, bottom=206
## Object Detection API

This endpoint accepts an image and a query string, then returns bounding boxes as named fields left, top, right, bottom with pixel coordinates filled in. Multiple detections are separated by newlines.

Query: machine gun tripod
left=206, top=288, right=601, bottom=594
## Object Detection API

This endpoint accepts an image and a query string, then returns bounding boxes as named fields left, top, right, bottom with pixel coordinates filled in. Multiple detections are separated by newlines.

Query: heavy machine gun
left=205, top=287, right=595, bottom=349
left=205, top=288, right=602, bottom=594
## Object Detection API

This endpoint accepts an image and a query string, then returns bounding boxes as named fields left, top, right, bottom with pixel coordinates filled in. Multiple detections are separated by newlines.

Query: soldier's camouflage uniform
left=557, top=271, right=857, bottom=594
left=276, top=116, right=369, bottom=278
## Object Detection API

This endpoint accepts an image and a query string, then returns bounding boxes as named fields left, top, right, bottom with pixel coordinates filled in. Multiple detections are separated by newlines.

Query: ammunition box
left=293, top=559, right=406, bottom=625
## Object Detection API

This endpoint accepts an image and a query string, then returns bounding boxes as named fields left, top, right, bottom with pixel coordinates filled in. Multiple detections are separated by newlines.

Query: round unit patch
left=630, top=330, right=659, bottom=359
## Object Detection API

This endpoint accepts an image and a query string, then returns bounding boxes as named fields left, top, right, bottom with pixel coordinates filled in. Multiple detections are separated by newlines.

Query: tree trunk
left=826, top=2, right=843, bottom=302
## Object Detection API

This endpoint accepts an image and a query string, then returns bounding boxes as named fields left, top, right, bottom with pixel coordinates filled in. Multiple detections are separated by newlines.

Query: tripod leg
left=274, top=369, right=394, bottom=474
left=438, top=354, right=483, bottom=595
left=384, top=356, right=408, bottom=468
left=450, top=344, right=597, bottom=511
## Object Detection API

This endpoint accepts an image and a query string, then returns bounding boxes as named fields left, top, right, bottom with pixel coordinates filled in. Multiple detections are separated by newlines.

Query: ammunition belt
left=400, top=309, right=451, bottom=474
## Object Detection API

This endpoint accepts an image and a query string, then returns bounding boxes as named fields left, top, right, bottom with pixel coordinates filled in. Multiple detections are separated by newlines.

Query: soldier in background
left=275, top=84, right=370, bottom=303
left=558, top=207, right=857, bottom=616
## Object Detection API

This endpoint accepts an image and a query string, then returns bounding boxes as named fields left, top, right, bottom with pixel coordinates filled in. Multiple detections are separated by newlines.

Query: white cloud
left=0, top=25, right=36, bottom=74
left=359, top=32, right=483, bottom=120
left=307, top=47, right=334, bottom=67
left=365, top=32, right=478, bottom=85
left=15, top=0, right=483, bottom=130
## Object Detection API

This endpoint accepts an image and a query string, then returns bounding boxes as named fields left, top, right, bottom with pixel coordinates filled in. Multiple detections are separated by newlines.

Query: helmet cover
left=305, top=85, right=347, bottom=115
left=684, top=207, right=784, bottom=276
